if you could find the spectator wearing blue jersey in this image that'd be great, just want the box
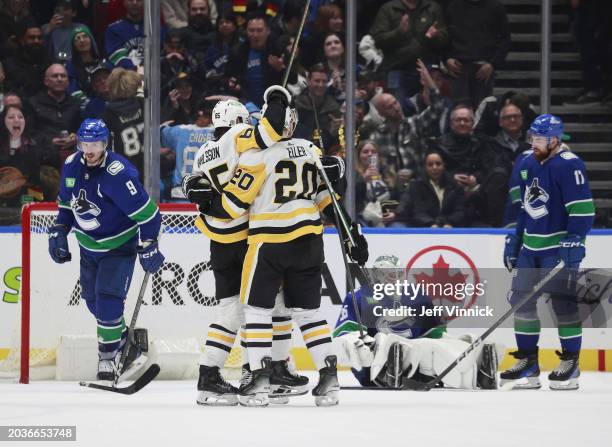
[48,118,164,382]
[160,100,215,202]
[201,9,240,96]
[105,0,146,70]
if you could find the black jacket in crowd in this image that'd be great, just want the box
[26,91,81,168]
[444,0,511,68]
[396,172,466,227]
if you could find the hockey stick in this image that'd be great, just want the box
[79,364,160,395]
[79,271,160,394]
[281,0,311,88]
[402,260,566,391]
[306,149,366,338]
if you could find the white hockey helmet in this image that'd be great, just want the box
[212,99,250,128]
[372,254,403,285]
[261,85,299,138]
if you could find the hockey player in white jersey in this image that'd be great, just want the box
[208,93,368,406]
[182,89,346,405]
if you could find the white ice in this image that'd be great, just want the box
[1,372,610,447]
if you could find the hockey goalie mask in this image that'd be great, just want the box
[212,100,250,128]
[372,254,403,299]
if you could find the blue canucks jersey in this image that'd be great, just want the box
[503,149,533,228]
[333,288,446,340]
[105,19,145,70]
[56,151,161,253]
[160,124,215,196]
[515,146,595,256]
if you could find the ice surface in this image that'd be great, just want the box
[1,372,610,447]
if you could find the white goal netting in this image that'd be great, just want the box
[1,203,243,382]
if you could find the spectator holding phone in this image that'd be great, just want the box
[43,0,86,62]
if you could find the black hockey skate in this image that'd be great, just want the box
[312,355,339,407]
[269,359,309,404]
[499,349,541,390]
[196,365,239,406]
[477,343,499,390]
[239,358,271,407]
[384,342,404,389]
[548,350,580,391]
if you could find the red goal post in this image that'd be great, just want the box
[15,202,237,383]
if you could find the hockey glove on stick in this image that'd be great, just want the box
[503,234,521,272]
[181,174,213,209]
[138,240,165,273]
[321,155,345,182]
[558,234,585,269]
[48,224,71,263]
[345,223,369,266]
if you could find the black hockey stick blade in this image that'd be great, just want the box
[400,378,434,391]
[79,363,160,395]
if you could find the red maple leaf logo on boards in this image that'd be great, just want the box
[413,255,468,303]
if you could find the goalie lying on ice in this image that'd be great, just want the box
[332,255,503,390]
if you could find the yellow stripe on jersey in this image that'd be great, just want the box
[248,224,323,244]
[222,163,267,218]
[249,205,319,221]
[234,118,282,153]
[273,324,292,332]
[240,242,261,304]
[240,331,273,339]
[194,215,248,243]
[317,194,333,212]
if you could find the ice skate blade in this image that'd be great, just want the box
[549,378,579,391]
[314,391,339,407]
[196,391,239,406]
[270,384,309,398]
[239,393,269,407]
[269,396,289,405]
[499,376,541,390]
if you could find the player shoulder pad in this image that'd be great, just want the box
[64,152,78,164]
[107,160,126,175]
[560,151,578,161]
[239,147,264,166]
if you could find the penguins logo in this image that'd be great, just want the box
[71,189,101,230]
[524,178,549,219]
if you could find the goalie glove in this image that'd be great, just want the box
[181,174,213,209]
[321,155,345,182]
[338,332,375,369]
[344,222,369,266]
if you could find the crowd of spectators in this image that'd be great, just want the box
[0,0,608,227]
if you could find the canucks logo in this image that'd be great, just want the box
[524,178,549,219]
[71,189,101,230]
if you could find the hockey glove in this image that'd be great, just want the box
[138,240,165,273]
[345,223,369,266]
[503,234,522,272]
[321,155,345,182]
[181,174,213,209]
[48,224,71,264]
[263,85,291,108]
[558,234,585,269]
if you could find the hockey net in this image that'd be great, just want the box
[1,202,243,383]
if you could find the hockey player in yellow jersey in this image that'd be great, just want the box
[209,87,368,406]
[182,92,306,406]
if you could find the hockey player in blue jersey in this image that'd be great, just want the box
[501,114,595,390]
[48,118,165,382]
[333,255,501,390]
